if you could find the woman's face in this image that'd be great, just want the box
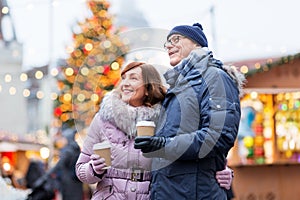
[120,67,146,107]
[165,34,198,66]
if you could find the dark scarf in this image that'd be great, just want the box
[164,48,244,96]
[164,48,221,87]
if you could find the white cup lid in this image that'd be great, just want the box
[93,141,111,150]
[136,120,155,127]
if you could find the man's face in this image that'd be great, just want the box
[164,34,198,66]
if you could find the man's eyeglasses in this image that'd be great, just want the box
[163,35,185,50]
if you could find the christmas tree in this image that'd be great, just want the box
[53,0,128,131]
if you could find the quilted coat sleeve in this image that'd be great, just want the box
[76,152,102,184]
[75,113,106,184]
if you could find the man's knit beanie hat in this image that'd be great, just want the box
[167,23,208,47]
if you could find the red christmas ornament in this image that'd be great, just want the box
[83,47,89,55]
[103,65,110,75]
[255,124,263,133]
[254,146,264,156]
[54,107,63,117]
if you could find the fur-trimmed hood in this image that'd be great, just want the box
[99,90,161,137]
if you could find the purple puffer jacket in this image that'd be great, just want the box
[76,90,161,200]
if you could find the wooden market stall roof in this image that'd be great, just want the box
[226,52,300,90]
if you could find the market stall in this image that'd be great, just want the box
[0,131,49,189]
[228,54,300,200]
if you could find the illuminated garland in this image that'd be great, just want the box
[245,52,300,77]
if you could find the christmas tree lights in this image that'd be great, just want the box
[54,0,128,130]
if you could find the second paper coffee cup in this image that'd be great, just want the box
[93,141,112,169]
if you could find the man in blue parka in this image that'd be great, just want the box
[135,23,245,199]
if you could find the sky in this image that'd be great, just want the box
[5,0,300,70]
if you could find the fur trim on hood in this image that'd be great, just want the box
[99,90,161,137]
[222,65,246,98]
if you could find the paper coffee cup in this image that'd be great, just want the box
[136,121,156,136]
[93,141,112,169]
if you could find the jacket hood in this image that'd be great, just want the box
[221,65,246,97]
[99,90,161,137]
[194,48,246,97]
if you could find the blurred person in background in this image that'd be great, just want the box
[51,127,83,200]
[27,127,83,200]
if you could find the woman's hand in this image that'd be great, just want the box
[215,166,234,190]
[90,154,107,175]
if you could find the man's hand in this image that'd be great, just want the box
[134,136,166,153]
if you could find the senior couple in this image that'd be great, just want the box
[76,23,245,200]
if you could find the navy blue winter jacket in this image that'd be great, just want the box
[150,48,243,200]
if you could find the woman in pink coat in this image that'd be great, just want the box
[76,62,233,200]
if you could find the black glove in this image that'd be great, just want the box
[134,136,166,153]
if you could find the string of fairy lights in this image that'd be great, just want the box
[0,68,59,99]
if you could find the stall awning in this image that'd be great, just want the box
[244,88,300,94]
[0,141,46,152]
[0,142,17,152]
